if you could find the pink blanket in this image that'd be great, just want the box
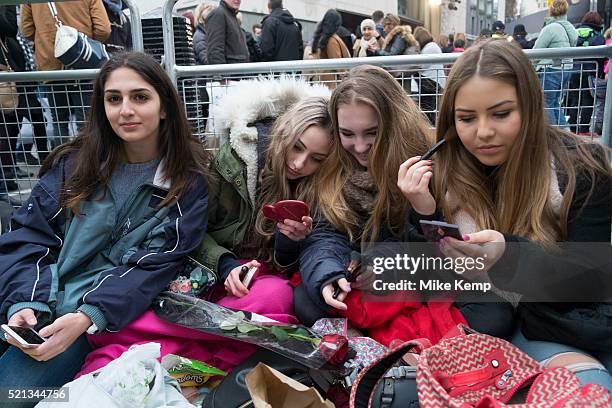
[77,274,296,377]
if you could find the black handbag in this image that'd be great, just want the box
[350,340,423,408]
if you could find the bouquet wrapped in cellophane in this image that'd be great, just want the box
[153,292,354,371]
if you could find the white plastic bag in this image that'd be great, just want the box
[36,343,195,408]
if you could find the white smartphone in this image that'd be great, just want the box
[239,266,259,289]
[1,324,47,347]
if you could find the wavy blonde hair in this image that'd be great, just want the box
[434,40,610,247]
[320,65,434,244]
[252,96,333,261]
[194,3,215,26]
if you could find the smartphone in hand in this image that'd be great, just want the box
[1,324,47,347]
[262,200,310,223]
[419,220,463,242]
[238,265,259,289]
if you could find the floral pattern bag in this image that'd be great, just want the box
[167,256,218,299]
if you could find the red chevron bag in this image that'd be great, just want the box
[417,332,612,407]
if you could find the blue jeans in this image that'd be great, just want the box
[539,67,570,128]
[0,335,92,408]
[512,329,612,391]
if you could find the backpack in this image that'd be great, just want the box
[576,26,596,47]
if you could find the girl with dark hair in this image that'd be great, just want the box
[400,39,611,389]
[0,51,210,394]
[311,9,350,89]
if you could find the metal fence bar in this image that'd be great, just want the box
[124,0,144,52]
[162,0,178,84]
[603,62,612,149]
[173,45,612,76]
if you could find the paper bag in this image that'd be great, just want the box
[245,363,334,408]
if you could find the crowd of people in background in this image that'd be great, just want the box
[189,0,609,134]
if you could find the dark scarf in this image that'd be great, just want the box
[343,169,377,219]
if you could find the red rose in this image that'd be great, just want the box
[319,334,349,365]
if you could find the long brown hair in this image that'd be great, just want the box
[252,96,333,261]
[41,52,210,213]
[322,65,433,243]
[434,39,610,246]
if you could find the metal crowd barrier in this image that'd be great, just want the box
[169,47,612,150]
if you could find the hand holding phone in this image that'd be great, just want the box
[238,265,259,289]
[262,200,310,223]
[225,260,260,298]
[419,220,464,242]
[1,324,46,347]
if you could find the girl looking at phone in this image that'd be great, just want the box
[295,65,434,325]
[0,52,210,392]
[399,40,611,389]
[195,88,333,307]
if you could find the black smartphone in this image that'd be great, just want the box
[419,220,464,242]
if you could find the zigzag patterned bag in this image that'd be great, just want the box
[417,332,612,408]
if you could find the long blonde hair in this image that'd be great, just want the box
[434,39,610,247]
[321,65,434,244]
[252,96,333,260]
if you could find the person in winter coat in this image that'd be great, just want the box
[102,0,132,55]
[193,3,214,65]
[352,19,382,57]
[205,0,249,65]
[0,52,210,397]
[368,23,417,57]
[20,0,111,147]
[590,28,610,135]
[294,65,431,327]
[566,11,606,135]
[0,5,29,195]
[237,12,262,62]
[193,3,215,131]
[400,39,612,390]
[311,9,350,89]
[533,0,578,128]
[414,26,447,124]
[259,0,303,62]
[512,24,534,49]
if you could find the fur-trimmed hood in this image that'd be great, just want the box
[212,76,330,203]
[382,25,419,51]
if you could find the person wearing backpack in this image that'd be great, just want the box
[566,11,605,135]
[533,0,578,129]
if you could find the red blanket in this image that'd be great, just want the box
[339,290,467,346]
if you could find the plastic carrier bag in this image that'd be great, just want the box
[35,343,195,408]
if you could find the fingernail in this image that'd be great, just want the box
[344,284,352,292]
[462,235,470,241]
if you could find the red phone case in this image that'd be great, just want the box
[262,200,310,223]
